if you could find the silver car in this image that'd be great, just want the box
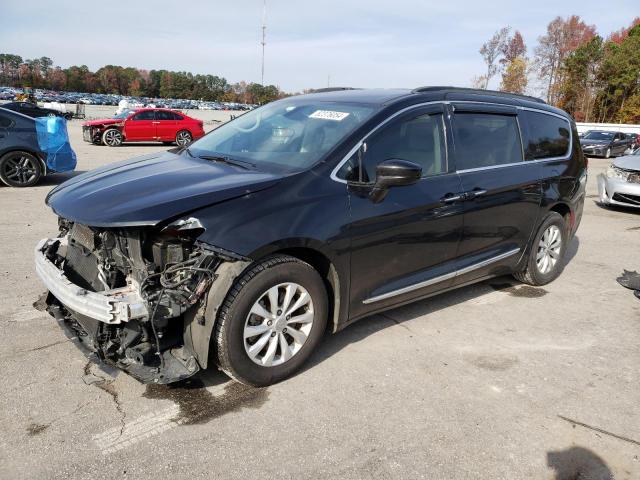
[597,149,640,208]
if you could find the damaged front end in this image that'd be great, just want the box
[35,218,245,384]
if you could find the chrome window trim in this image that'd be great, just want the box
[516,107,573,162]
[363,248,520,304]
[330,100,574,184]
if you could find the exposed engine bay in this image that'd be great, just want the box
[37,217,244,384]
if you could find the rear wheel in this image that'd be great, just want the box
[214,255,328,386]
[102,128,123,147]
[175,130,192,147]
[0,151,42,187]
[514,212,567,286]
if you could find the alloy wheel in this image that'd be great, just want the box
[536,225,562,274]
[176,131,192,146]
[243,282,314,367]
[104,129,122,146]
[2,154,38,185]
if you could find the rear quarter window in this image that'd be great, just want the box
[521,110,571,160]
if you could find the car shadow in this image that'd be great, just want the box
[305,234,581,374]
[38,170,87,186]
[547,446,613,480]
[0,170,87,188]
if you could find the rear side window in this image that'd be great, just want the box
[132,111,155,121]
[155,110,176,121]
[522,111,571,159]
[452,113,523,170]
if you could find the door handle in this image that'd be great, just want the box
[466,189,487,199]
[440,193,464,204]
[152,121,160,124]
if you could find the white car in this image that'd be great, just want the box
[597,149,640,208]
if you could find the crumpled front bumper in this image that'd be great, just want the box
[34,238,149,324]
[597,174,640,209]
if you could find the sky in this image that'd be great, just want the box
[0,0,637,94]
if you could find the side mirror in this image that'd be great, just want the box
[369,159,422,203]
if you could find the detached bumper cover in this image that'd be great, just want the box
[34,238,148,324]
[597,174,640,209]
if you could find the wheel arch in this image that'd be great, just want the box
[268,246,342,334]
[548,201,573,230]
[248,239,344,334]
[0,148,47,176]
[186,240,346,370]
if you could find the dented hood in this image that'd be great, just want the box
[46,151,282,227]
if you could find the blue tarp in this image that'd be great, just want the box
[35,116,77,173]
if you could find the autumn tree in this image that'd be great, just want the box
[534,15,596,103]
[478,27,511,89]
[593,24,640,122]
[499,31,528,94]
[608,17,640,44]
[557,36,604,121]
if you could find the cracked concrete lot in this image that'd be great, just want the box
[0,120,639,480]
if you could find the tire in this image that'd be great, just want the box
[175,130,192,147]
[604,147,611,159]
[102,128,123,147]
[0,151,42,187]
[214,255,328,386]
[513,212,567,286]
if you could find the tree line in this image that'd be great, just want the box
[0,54,282,104]
[476,16,640,124]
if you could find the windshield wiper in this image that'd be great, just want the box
[198,154,256,170]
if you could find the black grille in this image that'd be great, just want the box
[612,193,640,205]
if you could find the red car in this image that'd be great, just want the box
[82,108,205,147]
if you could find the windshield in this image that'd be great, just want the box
[583,131,614,141]
[187,99,377,173]
[113,110,134,119]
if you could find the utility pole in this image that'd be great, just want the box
[261,0,266,86]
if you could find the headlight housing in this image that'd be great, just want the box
[606,165,630,181]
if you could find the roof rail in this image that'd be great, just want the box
[310,87,361,93]
[411,86,546,104]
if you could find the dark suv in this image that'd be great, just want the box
[35,87,586,386]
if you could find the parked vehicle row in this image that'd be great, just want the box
[35,87,586,387]
[0,86,255,111]
[82,108,205,146]
[0,101,74,120]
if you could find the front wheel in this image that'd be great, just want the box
[0,151,42,187]
[102,128,123,147]
[214,255,328,386]
[175,130,192,147]
[513,212,567,286]
[604,147,611,159]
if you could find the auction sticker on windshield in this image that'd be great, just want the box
[309,110,350,121]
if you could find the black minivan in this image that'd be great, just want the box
[36,87,586,386]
